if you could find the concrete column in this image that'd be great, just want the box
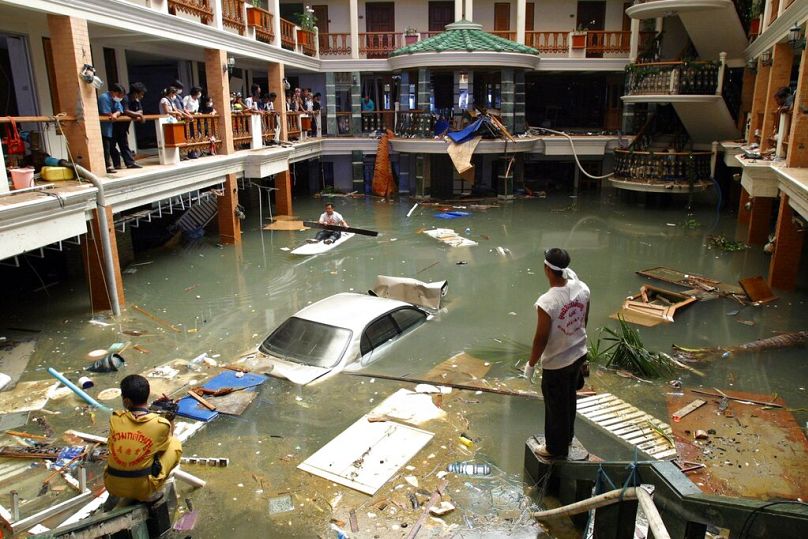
[204,49,235,155]
[272,0,282,48]
[417,68,431,111]
[325,72,337,136]
[500,69,515,133]
[399,154,411,193]
[516,0,526,45]
[748,59,771,143]
[217,174,241,245]
[629,19,640,62]
[212,0,224,31]
[747,196,774,245]
[147,0,169,14]
[400,72,411,111]
[349,0,359,59]
[352,150,364,192]
[738,188,751,225]
[82,206,125,312]
[46,15,106,176]
[514,71,525,133]
[654,18,663,33]
[275,170,293,215]
[787,44,808,167]
[497,158,514,199]
[269,62,287,141]
[351,71,362,134]
[513,153,525,193]
[455,0,463,21]
[415,154,429,199]
[465,0,473,22]
[768,194,805,290]
[760,43,793,152]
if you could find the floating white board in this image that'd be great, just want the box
[298,402,434,495]
[422,228,478,247]
[290,232,354,255]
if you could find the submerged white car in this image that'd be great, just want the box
[257,292,430,385]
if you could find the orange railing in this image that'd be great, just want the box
[319,33,351,55]
[168,0,213,25]
[222,0,245,34]
[586,31,631,54]
[280,18,296,49]
[491,30,517,41]
[247,6,274,44]
[298,29,316,56]
[261,113,278,143]
[182,114,221,155]
[525,31,568,53]
[286,111,302,139]
[359,32,403,57]
[231,112,252,149]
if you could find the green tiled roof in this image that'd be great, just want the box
[390,20,539,57]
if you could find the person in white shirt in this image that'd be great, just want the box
[524,248,590,460]
[183,87,201,114]
[311,203,348,244]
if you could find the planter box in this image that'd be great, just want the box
[163,122,186,147]
[749,18,761,36]
[571,32,586,49]
[301,116,313,131]
[297,29,309,46]
[246,7,263,27]
[405,34,418,45]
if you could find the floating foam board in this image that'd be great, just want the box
[290,232,354,255]
[576,393,677,460]
[422,228,477,247]
[0,380,58,414]
[298,400,434,495]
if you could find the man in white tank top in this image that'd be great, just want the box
[524,248,590,459]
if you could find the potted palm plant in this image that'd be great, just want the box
[404,26,419,45]
[295,5,317,46]
[246,0,263,27]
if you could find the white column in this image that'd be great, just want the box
[655,17,663,34]
[516,0,526,44]
[155,118,180,165]
[465,0,473,23]
[250,115,263,149]
[0,141,8,194]
[212,0,224,31]
[350,0,359,59]
[147,0,169,14]
[273,0,282,47]
[629,18,640,62]
[716,51,727,95]
[762,0,772,32]
[455,0,463,21]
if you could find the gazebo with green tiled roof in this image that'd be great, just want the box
[390,20,539,57]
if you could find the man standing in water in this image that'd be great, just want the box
[311,203,348,244]
[524,248,590,459]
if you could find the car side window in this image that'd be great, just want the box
[391,308,426,333]
[363,315,399,351]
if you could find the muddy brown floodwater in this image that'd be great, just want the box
[2,189,808,537]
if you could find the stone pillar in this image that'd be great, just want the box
[351,150,364,192]
[399,154,411,193]
[351,71,362,134]
[211,0,224,30]
[82,206,125,311]
[747,196,774,245]
[497,158,514,200]
[455,0,463,21]
[269,62,288,141]
[272,0,282,48]
[628,18,640,62]
[325,72,337,136]
[760,44,793,152]
[747,59,771,143]
[400,72,411,111]
[516,0,526,44]
[768,194,805,290]
[275,170,293,216]
[514,71,526,133]
[415,154,429,199]
[786,44,808,167]
[349,0,359,59]
[465,0,473,22]
[417,68,431,111]
[46,15,106,176]
[500,69,515,133]
[513,153,525,193]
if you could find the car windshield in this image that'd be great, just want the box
[259,317,352,368]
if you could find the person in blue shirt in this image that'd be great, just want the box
[98,83,126,174]
[113,82,146,170]
[361,95,375,112]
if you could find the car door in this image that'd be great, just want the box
[359,307,426,366]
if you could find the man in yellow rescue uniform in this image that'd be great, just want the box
[104,374,182,503]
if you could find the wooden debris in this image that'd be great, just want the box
[671,399,706,422]
[739,276,777,304]
[187,390,216,411]
[349,509,359,533]
[131,304,182,333]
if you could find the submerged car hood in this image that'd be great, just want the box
[259,353,333,385]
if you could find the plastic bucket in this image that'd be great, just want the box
[10,168,34,190]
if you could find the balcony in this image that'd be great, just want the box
[611,149,714,192]
[625,61,720,96]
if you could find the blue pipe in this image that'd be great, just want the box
[47,368,113,414]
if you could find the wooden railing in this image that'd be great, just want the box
[525,31,568,53]
[491,30,517,41]
[222,0,245,34]
[395,110,434,137]
[361,111,395,133]
[769,0,780,24]
[280,18,296,49]
[586,31,631,54]
[319,33,351,55]
[286,111,302,139]
[613,149,712,184]
[182,114,221,155]
[261,113,278,142]
[231,112,252,149]
[168,0,212,25]
[421,31,442,40]
[625,61,720,96]
[298,29,316,56]
[335,112,353,136]
[359,32,403,57]
[247,6,275,44]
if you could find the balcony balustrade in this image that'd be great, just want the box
[359,32,404,57]
[168,0,212,25]
[221,0,244,34]
[261,113,278,144]
[280,18,296,50]
[395,111,435,138]
[231,112,253,149]
[246,5,274,44]
[625,61,720,96]
[613,149,712,185]
[361,111,395,133]
[319,33,351,55]
[525,31,568,53]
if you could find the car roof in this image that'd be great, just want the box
[294,292,418,332]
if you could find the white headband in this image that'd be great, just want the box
[544,259,578,280]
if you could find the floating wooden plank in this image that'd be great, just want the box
[637,266,745,297]
[671,399,706,422]
[577,392,674,459]
[739,276,778,303]
[422,352,491,385]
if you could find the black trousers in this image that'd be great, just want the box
[315,229,341,242]
[102,136,120,169]
[112,126,136,167]
[541,354,586,456]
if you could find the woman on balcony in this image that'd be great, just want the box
[159,87,185,121]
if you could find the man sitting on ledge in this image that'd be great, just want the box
[104,374,182,507]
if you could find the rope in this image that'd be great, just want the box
[621,447,641,500]
[534,127,615,180]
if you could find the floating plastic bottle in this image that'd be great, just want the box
[447,462,490,476]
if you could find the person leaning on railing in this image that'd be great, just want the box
[114,82,146,169]
[98,82,126,174]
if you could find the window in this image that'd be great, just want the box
[363,316,399,349]
[391,308,426,333]
[260,317,352,368]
